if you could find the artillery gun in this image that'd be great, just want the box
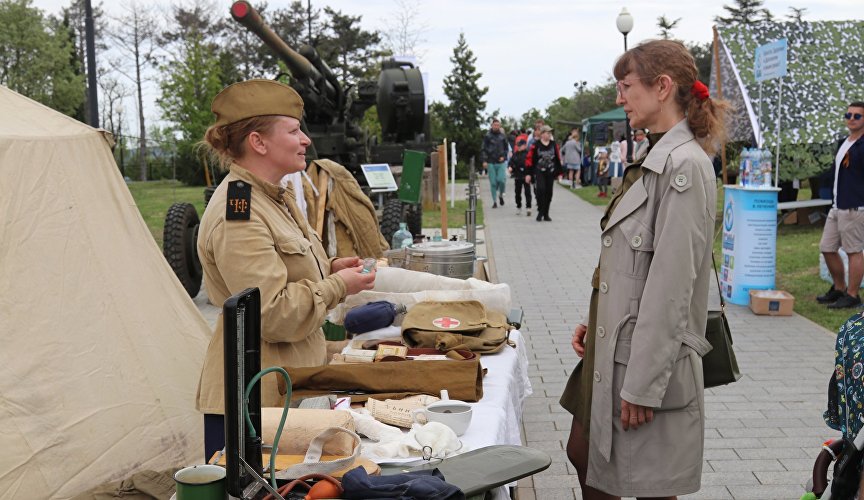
[163,0,432,297]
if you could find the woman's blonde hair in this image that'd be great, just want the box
[613,39,729,155]
[199,115,282,171]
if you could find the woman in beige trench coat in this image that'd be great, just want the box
[560,40,729,499]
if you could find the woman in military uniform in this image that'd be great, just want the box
[196,79,376,458]
[560,40,728,499]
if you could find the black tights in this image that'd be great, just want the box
[565,417,677,500]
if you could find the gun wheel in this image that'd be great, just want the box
[163,202,202,297]
[380,198,404,247]
[406,204,422,238]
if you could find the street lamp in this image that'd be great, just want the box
[574,80,587,94]
[616,7,634,163]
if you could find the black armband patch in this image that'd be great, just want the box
[226,181,251,220]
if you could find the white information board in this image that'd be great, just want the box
[754,39,788,82]
[361,163,397,191]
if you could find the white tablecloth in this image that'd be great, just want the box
[347,329,532,498]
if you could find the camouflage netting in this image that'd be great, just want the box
[710,20,864,147]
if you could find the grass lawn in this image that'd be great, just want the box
[126,180,205,248]
[422,199,484,231]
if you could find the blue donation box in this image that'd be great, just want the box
[720,186,780,305]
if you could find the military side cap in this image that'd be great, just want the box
[211,79,304,127]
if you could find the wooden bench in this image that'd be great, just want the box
[777,199,831,225]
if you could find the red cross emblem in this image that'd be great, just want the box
[432,316,461,329]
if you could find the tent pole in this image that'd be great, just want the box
[775,77,783,188]
[713,26,727,185]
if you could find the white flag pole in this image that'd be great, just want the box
[451,141,457,208]
[774,76,783,188]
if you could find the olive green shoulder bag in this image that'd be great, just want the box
[703,252,742,388]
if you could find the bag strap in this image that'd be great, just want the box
[711,252,726,312]
[275,427,361,479]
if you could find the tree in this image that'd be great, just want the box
[686,41,713,84]
[657,15,681,40]
[108,1,158,181]
[60,0,107,123]
[439,32,487,176]
[519,108,544,131]
[381,0,428,61]
[318,7,388,88]
[157,1,224,185]
[787,6,807,22]
[0,0,85,116]
[714,0,772,25]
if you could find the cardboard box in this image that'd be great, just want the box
[749,289,795,316]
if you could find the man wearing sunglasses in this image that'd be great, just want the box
[818,101,864,308]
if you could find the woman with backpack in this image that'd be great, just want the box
[525,125,562,221]
[560,40,729,499]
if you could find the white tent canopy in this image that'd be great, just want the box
[0,86,210,499]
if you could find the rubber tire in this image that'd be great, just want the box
[379,198,404,246]
[163,202,202,297]
[204,186,217,209]
[406,204,422,238]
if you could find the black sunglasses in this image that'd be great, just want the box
[845,112,863,120]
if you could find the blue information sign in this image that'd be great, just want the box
[720,186,780,305]
[754,39,788,82]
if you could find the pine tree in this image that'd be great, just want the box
[657,15,681,40]
[440,32,487,176]
[714,0,772,26]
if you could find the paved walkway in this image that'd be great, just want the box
[478,179,839,499]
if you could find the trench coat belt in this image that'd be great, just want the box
[591,267,600,290]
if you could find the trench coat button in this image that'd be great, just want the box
[602,235,612,247]
[597,326,606,338]
[631,235,643,248]
[599,282,608,293]
[675,174,687,187]
[593,370,601,382]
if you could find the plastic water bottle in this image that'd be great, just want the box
[739,148,750,187]
[750,148,762,187]
[432,230,442,242]
[759,149,772,188]
[391,222,412,249]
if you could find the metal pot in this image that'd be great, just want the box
[405,240,476,279]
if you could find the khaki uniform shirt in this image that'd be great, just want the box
[196,164,346,414]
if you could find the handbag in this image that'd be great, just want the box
[702,252,742,388]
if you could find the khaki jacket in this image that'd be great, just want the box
[586,120,715,497]
[196,165,346,414]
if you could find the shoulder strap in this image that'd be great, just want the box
[711,252,726,311]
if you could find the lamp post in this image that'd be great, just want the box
[574,80,587,94]
[616,7,634,163]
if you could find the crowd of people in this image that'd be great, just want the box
[480,116,653,217]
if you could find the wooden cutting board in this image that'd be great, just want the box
[212,453,380,478]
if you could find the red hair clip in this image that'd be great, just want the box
[691,81,710,101]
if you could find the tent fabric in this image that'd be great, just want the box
[0,85,211,499]
[581,107,626,126]
[711,20,864,146]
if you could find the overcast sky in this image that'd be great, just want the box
[29,0,862,125]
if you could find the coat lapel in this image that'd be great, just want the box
[602,175,648,233]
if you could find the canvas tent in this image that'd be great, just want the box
[581,107,627,149]
[0,86,211,498]
[710,20,864,147]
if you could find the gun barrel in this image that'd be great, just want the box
[230,1,335,97]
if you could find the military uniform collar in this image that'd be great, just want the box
[229,163,287,202]
[640,118,696,174]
